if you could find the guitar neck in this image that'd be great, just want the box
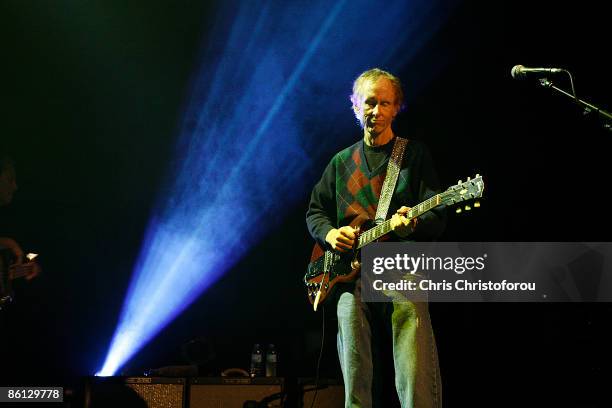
[357,193,443,249]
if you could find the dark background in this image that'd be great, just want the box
[1,1,610,406]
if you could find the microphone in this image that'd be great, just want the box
[511,65,564,79]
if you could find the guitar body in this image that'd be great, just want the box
[0,249,39,310]
[304,174,485,311]
[304,216,373,307]
[304,243,359,307]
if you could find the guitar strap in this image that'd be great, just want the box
[374,136,409,225]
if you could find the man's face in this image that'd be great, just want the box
[0,165,17,206]
[354,77,400,135]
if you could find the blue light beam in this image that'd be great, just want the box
[97,0,459,376]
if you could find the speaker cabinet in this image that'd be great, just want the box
[189,377,283,408]
[85,377,185,408]
[298,378,344,408]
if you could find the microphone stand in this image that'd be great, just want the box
[538,77,612,132]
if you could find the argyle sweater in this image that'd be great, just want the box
[306,137,446,247]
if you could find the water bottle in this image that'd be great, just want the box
[265,344,278,377]
[249,344,263,377]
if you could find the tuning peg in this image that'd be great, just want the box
[465,205,471,211]
[457,179,462,185]
[456,208,462,214]
[475,173,480,178]
[467,176,471,181]
[474,200,481,208]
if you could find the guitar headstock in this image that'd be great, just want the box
[441,174,485,213]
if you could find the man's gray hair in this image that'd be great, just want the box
[349,68,405,109]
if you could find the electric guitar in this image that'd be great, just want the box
[304,175,485,311]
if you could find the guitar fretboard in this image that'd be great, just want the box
[357,193,443,249]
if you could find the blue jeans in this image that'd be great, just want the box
[336,280,442,408]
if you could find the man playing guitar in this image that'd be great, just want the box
[306,69,445,407]
[0,155,39,308]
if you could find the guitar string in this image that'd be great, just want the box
[356,179,482,247]
[358,192,441,248]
